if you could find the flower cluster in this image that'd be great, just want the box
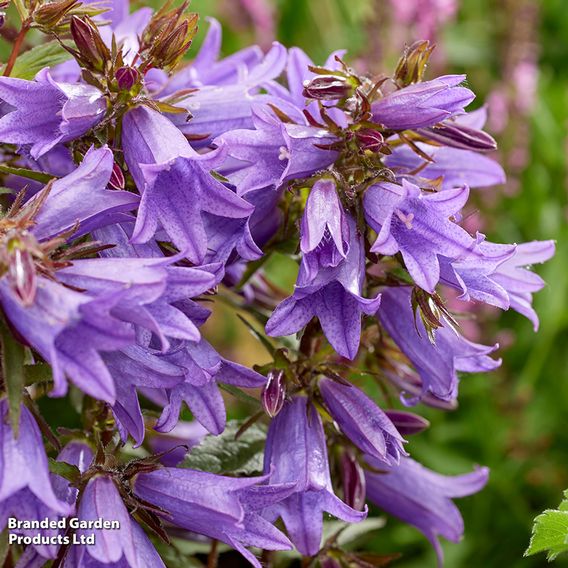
[0,1,554,567]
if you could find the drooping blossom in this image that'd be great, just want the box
[0,70,106,159]
[365,456,489,566]
[134,468,294,568]
[379,287,500,403]
[262,396,367,556]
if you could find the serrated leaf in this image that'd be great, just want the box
[0,164,55,184]
[48,458,81,483]
[0,323,26,435]
[180,420,266,475]
[8,41,72,80]
[526,492,568,561]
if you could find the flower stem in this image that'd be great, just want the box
[207,539,219,568]
[3,21,30,77]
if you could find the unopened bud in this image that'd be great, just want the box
[7,244,37,307]
[262,370,286,418]
[0,11,5,28]
[302,75,351,101]
[70,16,110,72]
[395,40,435,86]
[418,122,497,152]
[109,162,125,190]
[341,450,366,511]
[115,66,139,91]
[147,12,198,70]
[355,128,387,153]
[385,410,429,436]
[35,0,79,29]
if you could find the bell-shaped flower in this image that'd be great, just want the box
[0,69,106,159]
[300,178,350,281]
[155,338,267,435]
[385,144,506,190]
[122,105,258,264]
[486,240,555,330]
[319,378,407,464]
[379,287,500,403]
[262,396,367,556]
[215,101,338,195]
[63,475,165,568]
[364,179,476,292]
[371,75,474,130]
[365,456,489,566]
[134,468,294,568]
[266,215,380,360]
[0,400,72,533]
[166,42,288,144]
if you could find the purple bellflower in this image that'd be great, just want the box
[215,101,338,195]
[371,75,474,130]
[166,42,288,144]
[0,401,72,534]
[262,396,367,556]
[64,475,164,568]
[363,179,476,292]
[379,287,500,403]
[0,69,106,159]
[155,338,267,435]
[365,456,489,566]
[121,104,258,264]
[385,143,506,190]
[300,178,349,280]
[134,468,294,568]
[319,377,407,465]
[266,213,381,360]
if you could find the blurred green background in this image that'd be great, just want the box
[188,0,568,566]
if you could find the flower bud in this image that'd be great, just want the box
[262,369,286,418]
[302,75,352,101]
[355,128,387,153]
[418,122,498,152]
[0,11,5,29]
[395,40,434,86]
[147,13,198,70]
[70,16,110,72]
[34,0,79,29]
[6,242,37,307]
[109,162,125,190]
[384,410,430,436]
[115,66,139,91]
[341,450,366,511]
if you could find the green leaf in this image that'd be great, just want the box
[48,458,81,483]
[0,164,55,184]
[8,41,72,80]
[219,383,260,407]
[180,419,266,475]
[526,491,568,561]
[24,363,53,386]
[0,323,26,435]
